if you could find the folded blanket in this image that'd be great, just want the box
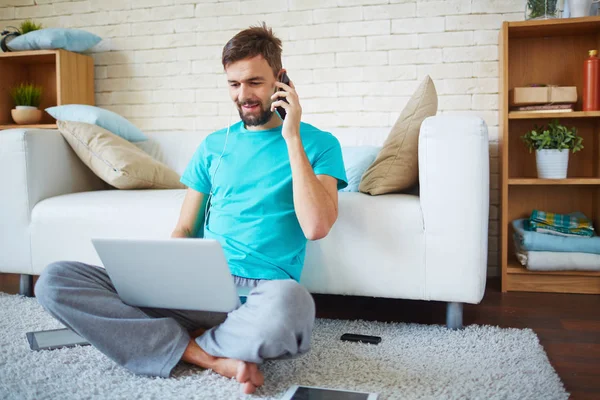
[515,248,600,271]
[534,227,591,238]
[528,210,595,237]
[512,219,600,254]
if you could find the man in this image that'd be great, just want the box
[35,22,347,395]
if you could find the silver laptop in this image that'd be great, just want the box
[91,238,241,312]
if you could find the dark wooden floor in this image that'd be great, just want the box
[2,274,598,400]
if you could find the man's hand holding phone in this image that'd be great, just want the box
[271,72,302,142]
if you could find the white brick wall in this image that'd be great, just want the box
[1,0,521,276]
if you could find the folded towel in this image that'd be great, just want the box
[515,248,600,271]
[530,209,594,230]
[512,219,600,254]
[534,227,592,238]
[530,223,595,237]
[528,210,595,237]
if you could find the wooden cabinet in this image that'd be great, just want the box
[0,49,94,129]
[499,17,600,294]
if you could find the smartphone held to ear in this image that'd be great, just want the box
[276,71,290,120]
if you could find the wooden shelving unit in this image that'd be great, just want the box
[509,178,600,185]
[0,123,58,130]
[508,110,600,119]
[0,49,94,130]
[499,16,600,294]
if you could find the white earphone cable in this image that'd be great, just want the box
[204,105,234,227]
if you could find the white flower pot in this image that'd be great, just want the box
[568,0,600,17]
[536,149,569,179]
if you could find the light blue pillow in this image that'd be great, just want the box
[46,105,148,142]
[340,146,381,192]
[8,28,101,52]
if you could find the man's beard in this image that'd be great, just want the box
[238,101,275,127]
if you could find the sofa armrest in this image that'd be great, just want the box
[0,128,106,273]
[418,116,490,304]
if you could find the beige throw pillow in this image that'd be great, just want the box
[57,120,186,190]
[359,75,438,195]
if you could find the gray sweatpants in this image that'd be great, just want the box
[34,261,315,378]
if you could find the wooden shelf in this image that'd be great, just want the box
[505,261,600,294]
[507,262,600,277]
[0,49,60,58]
[508,178,600,185]
[507,16,600,38]
[0,123,57,130]
[509,111,600,119]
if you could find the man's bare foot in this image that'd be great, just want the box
[235,361,265,394]
[181,340,264,394]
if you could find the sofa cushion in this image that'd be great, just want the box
[30,191,425,298]
[359,75,438,195]
[7,28,102,52]
[135,128,392,177]
[57,120,185,190]
[47,105,148,142]
[340,146,381,192]
[30,189,186,271]
[302,192,425,299]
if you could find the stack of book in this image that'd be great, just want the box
[510,104,575,114]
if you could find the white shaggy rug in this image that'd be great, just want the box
[0,293,568,400]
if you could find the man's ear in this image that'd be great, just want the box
[274,69,284,94]
[276,68,286,81]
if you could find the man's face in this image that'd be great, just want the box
[226,55,279,127]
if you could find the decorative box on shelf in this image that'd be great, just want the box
[509,85,578,106]
[0,49,95,130]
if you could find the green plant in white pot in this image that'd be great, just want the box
[10,82,43,125]
[521,119,583,179]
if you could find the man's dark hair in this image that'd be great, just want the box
[222,22,283,77]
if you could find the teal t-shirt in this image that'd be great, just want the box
[180,121,348,281]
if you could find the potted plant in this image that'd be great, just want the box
[10,82,43,125]
[521,119,583,179]
[525,0,560,20]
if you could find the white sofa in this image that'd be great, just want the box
[0,115,489,329]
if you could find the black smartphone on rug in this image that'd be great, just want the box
[26,327,90,351]
[340,333,382,345]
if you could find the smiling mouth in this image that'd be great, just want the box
[242,103,259,111]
